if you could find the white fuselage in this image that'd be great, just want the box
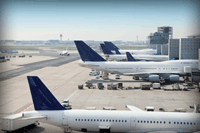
[23,110,200,132]
[79,60,199,75]
[60,51,68,55]
[107,54,169,61]
[111,49,157,55]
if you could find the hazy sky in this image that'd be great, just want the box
[0,0,200,41]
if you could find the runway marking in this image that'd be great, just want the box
[67,89,79,100]
[17,72,82,113]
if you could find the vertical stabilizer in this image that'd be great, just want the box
[74,41,106,62]
[115,48,121,55]
[27,76,66,111]
[104,41,119,50]
[100,44,114,55]
[126,52,137,61]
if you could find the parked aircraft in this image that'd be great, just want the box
[19,76,200,133]
[60,48,70,56]
[101,44,169,61]
[75,41,198,82]
[104,41,157,55]
[100,44,136,62]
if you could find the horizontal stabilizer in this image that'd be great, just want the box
[74,41,106,62]
[22,115,47,120]
[126,105,144,112]
[27,76,66,111]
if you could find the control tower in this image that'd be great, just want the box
[60,34,63,42]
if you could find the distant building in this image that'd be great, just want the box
[179,38,200,59]
[0,40,5,45]
[199,49,200,70]
[150,44,157,49]
[5,40,15,42]
[187,34,200,38]
[156,44,161,54]
[157,26,173,38]
[168,39,179,59]
[161,44,168,55]
[148,26,173,47]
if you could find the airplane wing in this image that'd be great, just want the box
[126,105,144,112]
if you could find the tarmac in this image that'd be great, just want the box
[0,49,200,133]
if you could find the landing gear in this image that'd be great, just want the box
[159,77,165,83]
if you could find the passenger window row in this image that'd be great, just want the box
[75,119,127,123]
[137,120,196,125]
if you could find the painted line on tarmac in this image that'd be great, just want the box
[67,89,79,100]
[18,72,82,113]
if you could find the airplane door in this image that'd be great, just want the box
[62,112,68,128]
[130,117,136,129]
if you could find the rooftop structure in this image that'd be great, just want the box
[148,26,173,46]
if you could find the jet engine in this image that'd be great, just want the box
[148,75,159,82]
[169,75,179,81]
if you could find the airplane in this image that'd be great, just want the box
[75,41,198,82]
[17,76,200,133]
[99,44,136,62]
[101,43,169,61]
[60,48,70,56]
[104,41,157,55]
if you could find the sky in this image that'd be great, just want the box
[0,0,200,41]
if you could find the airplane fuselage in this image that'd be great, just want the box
[111,49,157,55]
[79,60,199,76]
[107,54,169,61]
[23,110,200,133]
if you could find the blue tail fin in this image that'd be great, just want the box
[100,44,114,55]
[126,52,137,61]
[115,48,121,55]
[104,41,117,51]
[104,41,119,50]
[27,76,66,111]
[109,42,119,50]
[74,41,106,62]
